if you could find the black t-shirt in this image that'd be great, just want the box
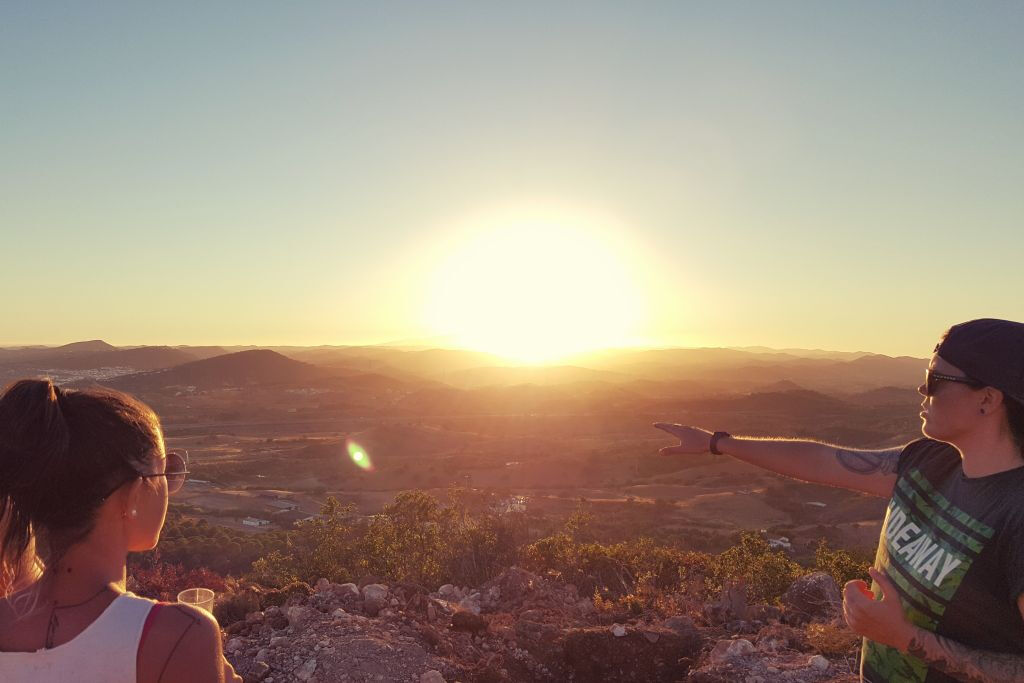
[861,438,1024,682]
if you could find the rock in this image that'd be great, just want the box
[438,584,456,597]
[285,605,313,629]
[780,572,842,625]
[755,623,803,653]
[457,596,481,615]
[663,615,695,633]
[270,636,290,647]
[362,583,389,602]
[315,577,331,593]
[809,654,830,671]
[576,599,595,615]
[451,610,487,633]
[746,604,782,623]
[427,602,437,621]
[610,623,627,637]
[255,648,270,662]
[250,661,271,682]
[704,580,748,625]
[643,630,660,643]
[338,582,360,597]
[331,608,347,618]
[709,638,756,665]
[364,596,387,617]
[294,656,318,681]
[420,671,445,683]
[225,637,244,653]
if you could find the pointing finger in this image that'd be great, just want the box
[653,422,686,437]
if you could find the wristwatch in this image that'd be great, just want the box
[709,431,730,455]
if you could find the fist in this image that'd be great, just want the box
[654,423,713,456]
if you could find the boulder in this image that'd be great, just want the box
[708,638,755,665]
[337,582,360,597]
[362,583,389,602]
[780,572,842,625]
[285,605,313,629]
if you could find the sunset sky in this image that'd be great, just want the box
[2,2,1022,359]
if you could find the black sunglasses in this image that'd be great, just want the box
[98,449,191,501]
[924,369,984,397]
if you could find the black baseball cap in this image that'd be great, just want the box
[935,318,1024,403]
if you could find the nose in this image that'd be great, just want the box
[917,383,928,397]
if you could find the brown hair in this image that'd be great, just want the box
[0,379,163,597]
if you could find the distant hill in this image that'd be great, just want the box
[51,340,117,355]
[172,346,230,361]
[47,346,198,371]
[678,388,851,414]
[0,339,118,364]
[437,364,626,389]
[102,349,335,391]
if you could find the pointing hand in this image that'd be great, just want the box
[653,423,713,456]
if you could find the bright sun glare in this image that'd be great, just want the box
[425,207,646,363]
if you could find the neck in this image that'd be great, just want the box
[43,535,128,605]
[955,429,1024,478]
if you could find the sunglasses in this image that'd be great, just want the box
[924,369,985,397]
[138,449,191,495]
[98,449,191,501]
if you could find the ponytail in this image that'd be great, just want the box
[0,378,162,598]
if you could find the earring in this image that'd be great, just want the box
[130,509,138,518]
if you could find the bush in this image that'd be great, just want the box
[813,539,871,587]
[708,532,802,604]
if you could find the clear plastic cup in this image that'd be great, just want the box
[177,587,215,614]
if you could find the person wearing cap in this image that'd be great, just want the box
[656,318,1024,682]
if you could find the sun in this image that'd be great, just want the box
[423,206,646,363]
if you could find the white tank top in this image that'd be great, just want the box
[0,591,157,683]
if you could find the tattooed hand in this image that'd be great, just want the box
[843,567,915,652]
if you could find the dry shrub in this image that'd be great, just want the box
[806,621,859,656]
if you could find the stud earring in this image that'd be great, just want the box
[130,509,138,518]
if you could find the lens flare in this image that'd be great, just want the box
[346,440,374,471]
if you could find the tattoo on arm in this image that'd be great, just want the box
[906,629,1024,683]
[835,448,901,475]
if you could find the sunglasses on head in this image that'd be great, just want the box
[924,369,985,397]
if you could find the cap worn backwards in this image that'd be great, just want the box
[935,318,1024,403]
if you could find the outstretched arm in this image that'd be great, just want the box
[654,423,902,497]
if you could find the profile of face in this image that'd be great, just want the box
[918,354,990,443]
[110,443,170,552]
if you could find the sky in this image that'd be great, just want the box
[2,2,1022,358]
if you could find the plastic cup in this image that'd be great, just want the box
[177,587,215,614]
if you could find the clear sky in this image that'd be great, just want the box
[2,2,1022,358]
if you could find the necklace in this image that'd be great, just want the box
[44,585,113,649]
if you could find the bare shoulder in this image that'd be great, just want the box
[137,603,225,683]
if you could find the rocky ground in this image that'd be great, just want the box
[222,569,861,683]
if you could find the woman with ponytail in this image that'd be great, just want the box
[0,379,241,682]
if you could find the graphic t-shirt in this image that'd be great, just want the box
[861,438,1024,682]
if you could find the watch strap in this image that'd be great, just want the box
[710,431,730,455]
